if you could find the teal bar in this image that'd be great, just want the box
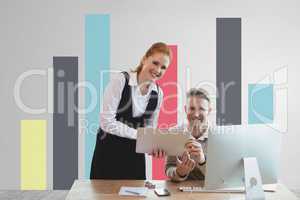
[85,14,110,178]
[248,84,273,124]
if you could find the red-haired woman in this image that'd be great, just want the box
[90,42,172,179]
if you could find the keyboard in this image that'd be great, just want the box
[178,186,244,193]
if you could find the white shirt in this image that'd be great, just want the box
[100,71,163,139]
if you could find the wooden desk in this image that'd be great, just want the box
[66,179,298,200]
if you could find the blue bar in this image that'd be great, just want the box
[248,84,274,124]
[85,14,110,178]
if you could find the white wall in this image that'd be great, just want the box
[0,0,299,189]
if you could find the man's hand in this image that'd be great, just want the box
[185,141,205,164]
[176,151,195,177]
[189,115,209,139]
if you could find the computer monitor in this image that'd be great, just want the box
[204,124,282,190]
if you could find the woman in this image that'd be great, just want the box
[90,42,171,179]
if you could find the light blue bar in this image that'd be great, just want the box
[248,84,273,124]
[85,14,110,178]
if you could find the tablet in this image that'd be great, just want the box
[135,128,190,156]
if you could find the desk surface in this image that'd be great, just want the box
[66,179,298,200]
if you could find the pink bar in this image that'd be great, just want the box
[152,45,178,180]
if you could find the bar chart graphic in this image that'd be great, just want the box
[15,16,285,190]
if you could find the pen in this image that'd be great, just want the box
[125,190,141,195]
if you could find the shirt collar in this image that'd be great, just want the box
[181,123,209,141]
[128,72,158,93]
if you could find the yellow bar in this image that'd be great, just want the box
[21,120,47,190]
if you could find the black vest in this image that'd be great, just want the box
[90,71,158,179]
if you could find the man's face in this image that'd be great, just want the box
[185,96,211,138]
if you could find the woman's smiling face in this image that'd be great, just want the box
[140,52,170,82]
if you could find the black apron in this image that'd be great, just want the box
[90,71,158,179]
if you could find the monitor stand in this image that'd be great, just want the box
[243,157,266,200]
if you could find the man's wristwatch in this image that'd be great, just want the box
[198,155,206,166]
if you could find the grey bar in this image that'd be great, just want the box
[216,18,241,125]
[53,57,78,189]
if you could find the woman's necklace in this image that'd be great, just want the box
[139,84,150,96]
[137,73,151,96]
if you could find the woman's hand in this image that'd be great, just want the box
[150,149,166,159]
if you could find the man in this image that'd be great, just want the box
[165,88,212,182]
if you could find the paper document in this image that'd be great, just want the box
[119,186,149,196]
